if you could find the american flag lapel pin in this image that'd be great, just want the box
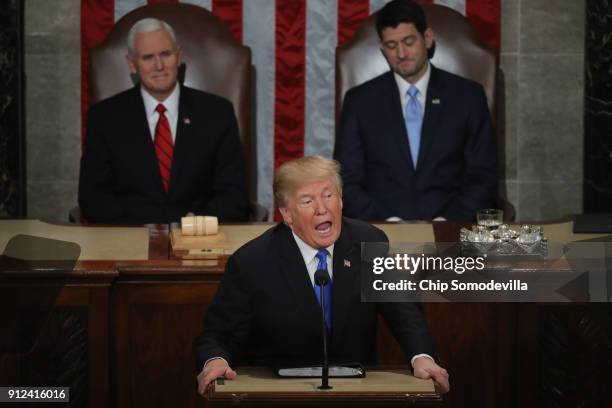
[183,117,191,124]
[344,259,351,268]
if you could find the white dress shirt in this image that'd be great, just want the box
[291,232,334,286]
[141,83,180,143]
[394,62,431,120]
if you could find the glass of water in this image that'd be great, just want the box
[477,209,503,230]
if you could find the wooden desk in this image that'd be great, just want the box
[0,261,116,407]
[1,220,611,408]
[207,367,441,407]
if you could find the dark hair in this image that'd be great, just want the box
[375,0,428,39]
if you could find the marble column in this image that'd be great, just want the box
[0,0,25,217]
[584,0,612,212]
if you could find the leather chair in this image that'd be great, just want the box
[72,3,267,222]
[336,3,515,221]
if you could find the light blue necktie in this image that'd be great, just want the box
[314,249,332,331]
[405,85,423,168]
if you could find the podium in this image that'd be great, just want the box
[206,367,442,407]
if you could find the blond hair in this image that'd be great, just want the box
[274,156,342,207]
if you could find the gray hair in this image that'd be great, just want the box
[127,18,178,56]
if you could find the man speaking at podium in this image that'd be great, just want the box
[194,156,449,394]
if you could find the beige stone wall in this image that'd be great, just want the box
[24,0,584,222]
[25,0,81,221]
[500,0,584,221]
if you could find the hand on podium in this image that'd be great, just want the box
[197,358,237,395]
[413,356,450,394]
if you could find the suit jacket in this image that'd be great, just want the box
[334,65,497,221]
[78,85,248,223]
[193,217,435,371]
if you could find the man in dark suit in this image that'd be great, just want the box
[78,18,248,223]
[194,156,449,394]
[334,0,497,222]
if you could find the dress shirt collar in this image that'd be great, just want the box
[291,230,335,270]
[140,83,180,119]
[394,61,431,102]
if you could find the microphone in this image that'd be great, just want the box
[314,268,330,287]
[314,268,332,390]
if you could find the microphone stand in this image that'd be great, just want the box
[315,269,332,390]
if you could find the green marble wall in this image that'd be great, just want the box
[584,0,612,212]
[0,0,25,217]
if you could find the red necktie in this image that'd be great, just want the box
[154,104,173,192]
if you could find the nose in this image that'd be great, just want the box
[397,43,407,58]
[153,55,164,70]
[314,198,329,215]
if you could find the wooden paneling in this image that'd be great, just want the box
[113,281,219,408]
[0,285,111,408]
[426,303,515,408]
[518,303,612,408]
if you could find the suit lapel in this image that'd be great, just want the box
[331,220,360,348]
[131,87,166,196]
[275,224,323,335]
[416,65,443,170]
[168,86,194,195]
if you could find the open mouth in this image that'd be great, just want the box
[315,221,332,234]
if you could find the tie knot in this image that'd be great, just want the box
[156,104,167,114]
[407,85,419,99]
[315,249,329,269]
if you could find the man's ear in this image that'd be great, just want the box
[175,46,183,66]
[126,55,137,75]
[279,206,293,225]
[424,27,434,49]
[379,46,392,68]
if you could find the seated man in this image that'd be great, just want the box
[78,18,248,223]
[334,0,497,222]
[194,155,449,394]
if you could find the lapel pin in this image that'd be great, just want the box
[431,98,441,105]
[183,117,191,124]
[344,259,351,268]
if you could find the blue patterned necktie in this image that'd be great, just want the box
[405,85,423,169]
[314,249,332,331]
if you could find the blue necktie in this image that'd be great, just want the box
[314,249,332,331]
[405,85,423,168]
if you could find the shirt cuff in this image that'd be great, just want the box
[386,216,403,222]
[201,357,229,373]
[410,353,434,368]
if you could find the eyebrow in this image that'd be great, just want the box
[384,34,417,44]
[140,49,174,58]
